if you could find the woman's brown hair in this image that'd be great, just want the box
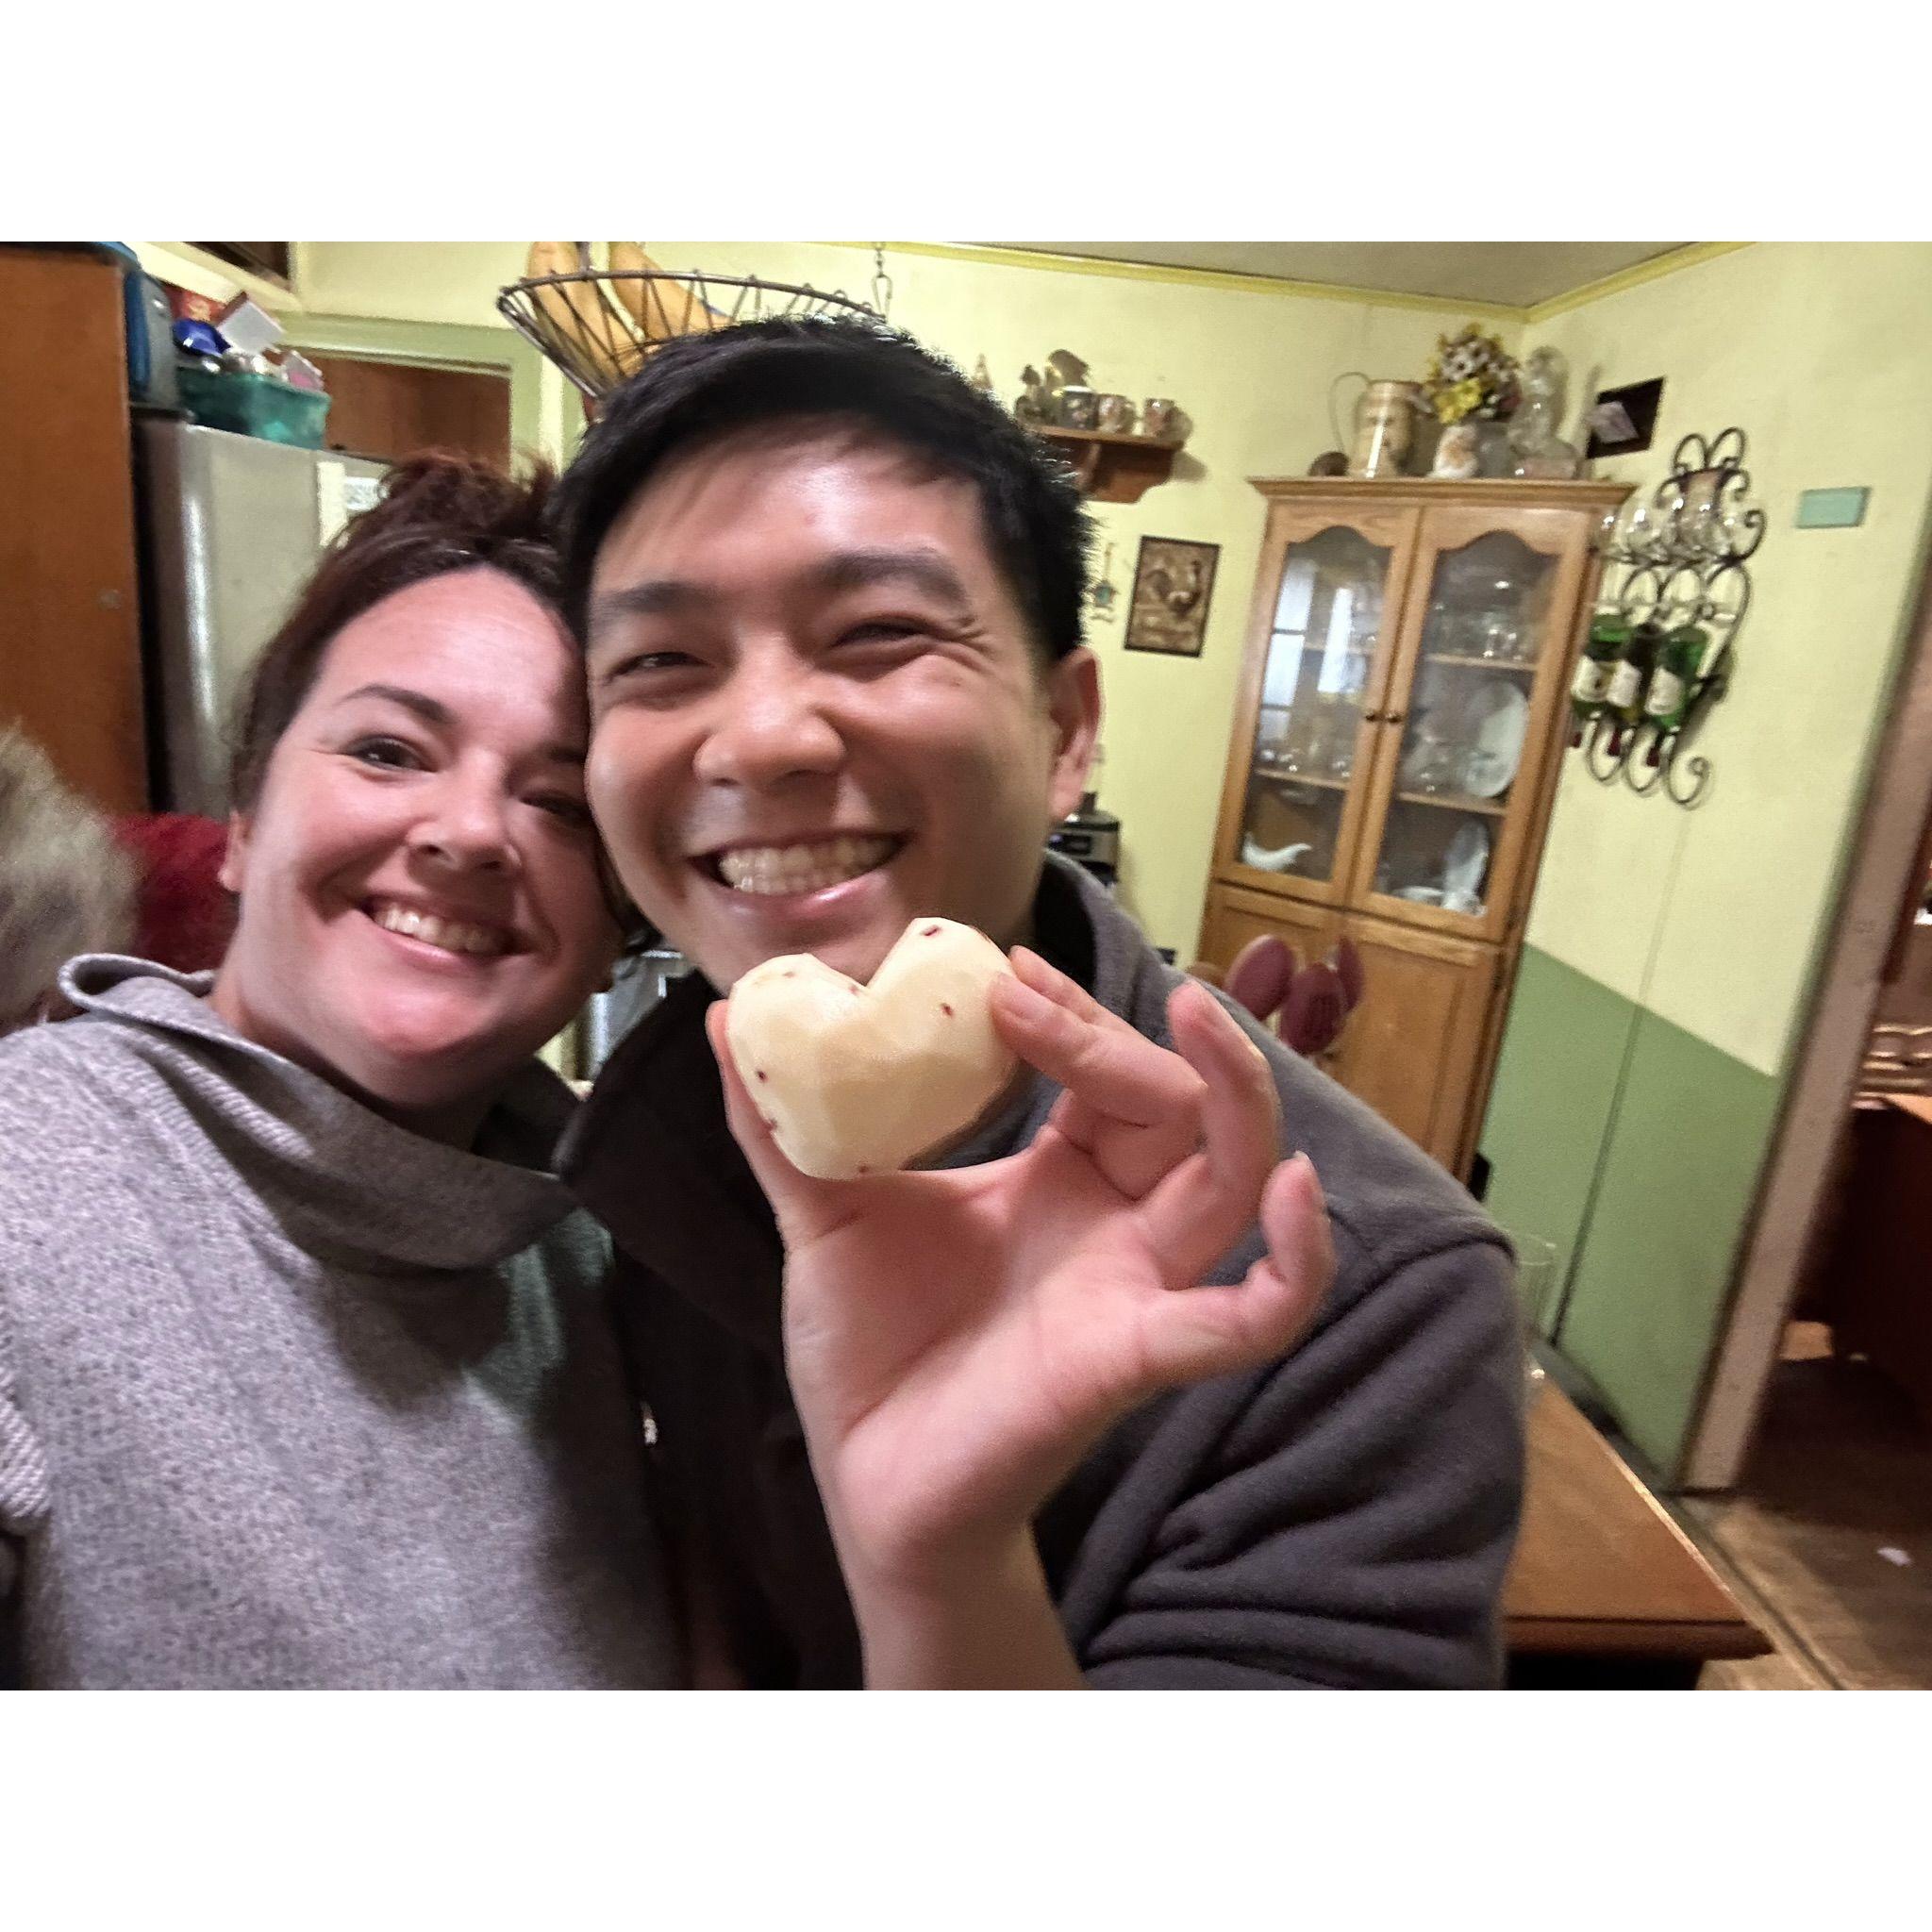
[227,453,561,812]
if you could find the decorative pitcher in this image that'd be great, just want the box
[1330,373,1421,479]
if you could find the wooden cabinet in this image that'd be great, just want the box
[1198,880,1341,973]
[305,354,511,467]
[1199,478,1626,1176]
[1324,914,1500,1172]
[0,245,148,811]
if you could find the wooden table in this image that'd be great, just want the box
[1504,1378,1771,1686]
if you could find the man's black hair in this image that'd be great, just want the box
[549,316,1095,664]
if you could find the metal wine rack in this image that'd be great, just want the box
[1575,426,1763,808]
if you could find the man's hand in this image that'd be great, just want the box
[705,949,1334,1681]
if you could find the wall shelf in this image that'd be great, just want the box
[1028,425,1184,503]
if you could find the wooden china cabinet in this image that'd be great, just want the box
[1197,477,1628,1177]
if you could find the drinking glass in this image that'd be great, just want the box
[1502,1230,1561,1398]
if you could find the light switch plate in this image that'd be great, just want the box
[1796,487,1870,528]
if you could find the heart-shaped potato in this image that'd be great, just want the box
[724,918,1019,1180]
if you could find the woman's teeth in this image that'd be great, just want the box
[371,902,508,957]
[717,835,897,897]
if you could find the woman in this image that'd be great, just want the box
[0,456,1329,1689]
[0,458,679,1687]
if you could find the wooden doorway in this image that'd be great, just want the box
[1683,520,1932,1489]
[307,354,512,468]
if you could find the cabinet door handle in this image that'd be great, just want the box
[1363,709,1383,724]
[1385,710,1406,725]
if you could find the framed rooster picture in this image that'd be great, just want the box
[1124,537,1219,658]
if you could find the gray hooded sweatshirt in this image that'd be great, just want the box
[0,958,680,1689]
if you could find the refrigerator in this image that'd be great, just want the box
[138,419,388,815]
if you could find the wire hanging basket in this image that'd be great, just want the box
[496,258,884,409]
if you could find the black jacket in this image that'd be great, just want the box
[561,858,1525,1687]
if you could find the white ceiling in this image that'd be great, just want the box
[975,242,1688,309]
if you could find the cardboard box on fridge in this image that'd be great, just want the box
[215,294,284,358]
[168,286,224,326]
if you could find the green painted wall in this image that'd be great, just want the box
[1522,242,1932,1076]
[1483,242,1932,1479]
[1480,947,1639,1302]
[1484,949,1781,1469]
[1555,1008,1780,1470]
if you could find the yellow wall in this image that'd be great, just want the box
[1519,242,1932,1076]
[295,241,1503,956]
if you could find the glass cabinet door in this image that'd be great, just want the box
[1352,508,1589,936]
[1224,511,1412,899]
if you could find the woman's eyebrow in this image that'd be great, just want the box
[332,682,452,727]
[332,683,583,768]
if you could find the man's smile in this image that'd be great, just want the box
[701,832,904,897]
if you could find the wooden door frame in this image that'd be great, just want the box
[1680,513,1932,1490]
[277,314,570,471]
[1210,500,1421,911]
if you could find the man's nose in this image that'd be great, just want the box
[409,767,518,873]
[693,651,843,789]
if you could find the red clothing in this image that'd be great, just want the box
[111,815,234,974]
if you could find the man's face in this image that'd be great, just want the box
[582,425,1099,989]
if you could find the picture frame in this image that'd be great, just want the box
[1124,536,1220,658]
[1585,376,1665,458]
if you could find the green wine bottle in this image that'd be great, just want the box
[1642,624,1709,735]
[1605,621,1664,753]
[1569,614,1629,746]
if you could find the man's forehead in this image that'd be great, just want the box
[595,420,975,566]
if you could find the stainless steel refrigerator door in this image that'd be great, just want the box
[140,420,385,814]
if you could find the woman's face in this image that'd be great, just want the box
[208,567,619,1138]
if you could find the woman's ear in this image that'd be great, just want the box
[217,811,250,896]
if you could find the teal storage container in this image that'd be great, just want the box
[176,364,332,450]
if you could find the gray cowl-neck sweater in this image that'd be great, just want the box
[0,958,680,1689]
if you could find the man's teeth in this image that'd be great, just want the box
[717,835,896,897]
[372,903,508,957]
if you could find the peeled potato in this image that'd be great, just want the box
[725,918,1019,1180]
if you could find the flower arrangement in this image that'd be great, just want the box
[1421,325,1521,425]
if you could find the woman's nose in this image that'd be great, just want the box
[408,768,518,873]
[692,654,843,790]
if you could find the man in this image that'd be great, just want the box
[552,317,1524,1688]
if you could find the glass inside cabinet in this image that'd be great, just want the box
[1236,525,1390,887]
[1368,529,1556,918]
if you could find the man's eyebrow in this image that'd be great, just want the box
[331,682,582,767]
[588,548,975,643]
[809,548,973,610]
[588,579,712,639]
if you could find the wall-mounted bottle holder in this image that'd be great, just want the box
[1570,427,1762,808]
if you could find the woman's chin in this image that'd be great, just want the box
[334,1023,520,1115]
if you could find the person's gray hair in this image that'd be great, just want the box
[0,728,138,1032]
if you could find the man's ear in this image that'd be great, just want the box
[1043,647,1103,824]
[217,811,250,896]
